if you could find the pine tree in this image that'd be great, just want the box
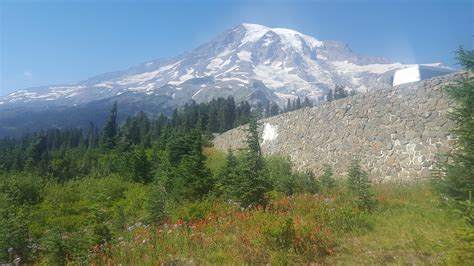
[129,146,153,183]
[438,47,474,223]
[265,101,271,118]
[303,97,313,108]
[217,149,239,199]
[347,159,375,212]
[86,122,96,148]
[224,96,236,130]
[326,89,334,102]
[171,130,213,201]
[237,115,270,208]
[100,102,118,149]
[319,164,335,191]
[295,97,302,110]
[25,133,48,171]
[334,84,347,100]
[147,181,167,224]
[455,46,474,70]
[286,98,292,112]
[270,102,280,116]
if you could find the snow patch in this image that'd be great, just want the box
[192,88,203,99]
[237,50,252,62]
[393,65,456,86]
[262,123,278,144]
[94,83,113,89]
[332,61,408,75]
[207,57,224,70]
[241,23,323,52]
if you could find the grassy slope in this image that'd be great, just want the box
[327,183,472,265]
[99,181,472,265]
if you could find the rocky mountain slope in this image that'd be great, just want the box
[0,23,447,136]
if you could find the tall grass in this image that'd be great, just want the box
[81,181,471,265]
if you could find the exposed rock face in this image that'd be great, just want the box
[213,72,469,180]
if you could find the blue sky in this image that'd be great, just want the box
[0,0,472,96]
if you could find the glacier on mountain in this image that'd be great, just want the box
[0,23,457,136]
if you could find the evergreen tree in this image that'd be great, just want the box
[295,97,302,110]
[129,146,153,183]
[100,102,118,149]
[326,89,334,102]
[455,46,474,70]
[265,101,271,118]
[147,180,167,224]
[270,102,280,116]
[347,159,375,212]
[237,116,270,208]
[303,97,313,108]
[86,122,97,148]
[334,84,347,100]
[172,130,213,201]
[217,149,240,198]
[207,103,219,134]
[438,47,474,223]
[286,98,292,112]
[25,133,48,171]
[319,164,336,191]
[224,96,236,130]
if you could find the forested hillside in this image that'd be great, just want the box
[0,50,472,265]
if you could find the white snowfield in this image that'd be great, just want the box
[393,65,456,86]
[262,123,278,144]
[1,23,457,107]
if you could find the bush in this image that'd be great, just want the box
[0,174,44,262]
[171,199,225,222]
[266,156,296,195]
[28,176,144,263]
[347,159,376,212]
[262,217,295,251]
[319,164,336,192]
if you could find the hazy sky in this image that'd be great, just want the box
[0,0,472,95]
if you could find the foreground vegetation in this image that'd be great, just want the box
[1,152,472,264]
[90,182,472,265]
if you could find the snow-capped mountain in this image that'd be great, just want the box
[0,23,447,136]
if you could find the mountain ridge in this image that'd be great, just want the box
[0,23,449,136]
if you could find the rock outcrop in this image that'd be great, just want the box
[213,72,470,180]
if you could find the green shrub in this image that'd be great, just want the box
[28,176,143,263]
[262,217,295,251]
[446,228,474,265]
[171,199,223,222]
[319,164,336,192]
[347,159,376,212]
[266,156,296,195]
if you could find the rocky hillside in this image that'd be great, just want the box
[213,72,469,180]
